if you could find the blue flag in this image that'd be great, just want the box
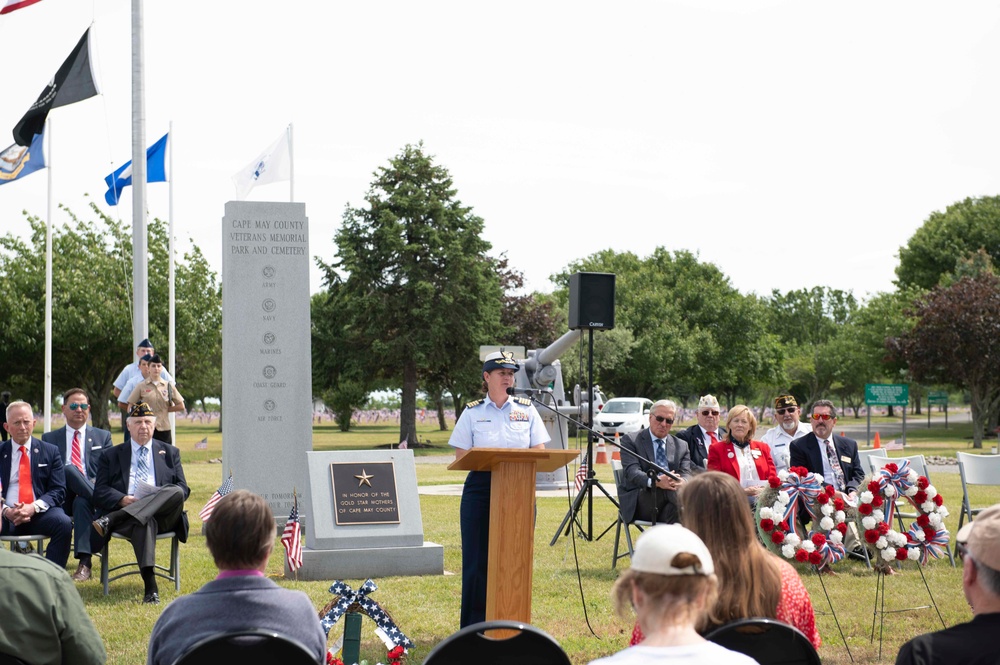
[104,132,168,206]
[0,130,45,187]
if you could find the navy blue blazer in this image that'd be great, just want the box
[42,425,113,482]
[676,424,726,471]
[0,437,67,509]
[789,432,865,493]
[93,439,190,542]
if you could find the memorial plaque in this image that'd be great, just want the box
[222,201,312,520]
[330,461,401,525]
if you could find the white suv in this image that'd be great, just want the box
[594,398,653,437]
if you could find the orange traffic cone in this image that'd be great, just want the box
[612,432,621,461]
[873,432,881,449]
[595,438,609,464]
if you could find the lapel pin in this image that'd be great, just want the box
[158,450,166,455]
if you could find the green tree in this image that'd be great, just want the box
[765,287,857,410]
[893,274,1000,448]
[318,143,503,444]
[0,204,219,429]
[896,196,1000,290]
[552,249,783,404]
[173,244,222,414]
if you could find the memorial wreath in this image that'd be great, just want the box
[755,466,852,568]
[858,460,949,565]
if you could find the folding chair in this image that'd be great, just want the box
[101,530,180,595]
[0,534,48,556]
[955,452,1000,557]
[170,630,320,665]
[424,620,570,665]
[856,448,882,473]
[611,464,651,568]
[706,617,821,665]
[868,454,955,567]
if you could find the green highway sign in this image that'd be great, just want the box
[865,383,909,406]
[928,391,948,404]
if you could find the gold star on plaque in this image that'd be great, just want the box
[355,469,374,487]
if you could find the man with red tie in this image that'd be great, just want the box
[1,401,72,568]
[42,388,113,581]
[676,394,727,472]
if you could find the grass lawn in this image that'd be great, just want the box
[46,420,1000,663]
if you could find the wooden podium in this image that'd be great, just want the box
[449,447,580,625]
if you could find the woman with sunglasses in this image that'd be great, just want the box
[629,472,821,649]
[707,405,777,503]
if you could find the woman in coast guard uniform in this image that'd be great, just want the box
[448,351,550,628]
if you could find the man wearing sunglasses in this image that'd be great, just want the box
[619,400,692,526]
[41,388,113,582]
[676,394,727,472]
[789,400,864,500]
[760,394,811,473]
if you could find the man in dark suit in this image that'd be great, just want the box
[1,401,73,567]
[619,399,692,525]
[676,394,726,472]
[789,399,864,498]
[93,402,189,604]
[790,399,866,556]
[42,387,114,581]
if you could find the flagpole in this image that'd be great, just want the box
[288,123,294,203]
[168,121,176,445]
[131,0,149,352]
[44,119,53,432]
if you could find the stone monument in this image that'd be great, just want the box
[222,201,311,520]
[293,449,444,579]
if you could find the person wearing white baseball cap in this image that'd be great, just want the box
[896,502,1000,665]
[589,524,759,665]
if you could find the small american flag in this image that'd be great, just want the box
[575,459,588,492]
[282,500,303,572]
[398,436,407,450]
[198,473,233,522]
[194,437,208,450]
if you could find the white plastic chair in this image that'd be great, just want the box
[956,452,1000,557]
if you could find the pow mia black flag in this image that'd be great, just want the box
[12,28,98,146]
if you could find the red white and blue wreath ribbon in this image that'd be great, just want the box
[321,579,415,649]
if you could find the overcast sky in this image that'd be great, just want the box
[1,1,998,301]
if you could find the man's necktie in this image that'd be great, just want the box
[18,447,34,504]
[71,430,85,474]
[654,438,668,468]
[708,431,719,446]
[137,446,150,485]
[824,439,847,490]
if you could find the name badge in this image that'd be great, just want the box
[91,446,103,450]
[840,455,851,464]
[37,463,48,467]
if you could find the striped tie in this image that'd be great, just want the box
[137,446,150,484]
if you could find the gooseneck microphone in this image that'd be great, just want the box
[506,387,539,396]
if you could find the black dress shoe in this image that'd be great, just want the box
[92,516,111,538]
[142,592,160,604]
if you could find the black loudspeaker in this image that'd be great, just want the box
[568,272,615,330]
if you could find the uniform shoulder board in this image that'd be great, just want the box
[514,397,532,406]
[465,398,484,408]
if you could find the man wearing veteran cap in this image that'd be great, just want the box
[760,394,811,473]
[588,524,758,665]
[92,402,189,604]
[676,395,727,472]
[896,503,1000,665]
[449,350,549,628]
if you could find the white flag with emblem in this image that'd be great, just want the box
[232,127,291,199]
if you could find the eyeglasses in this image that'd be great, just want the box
[701,410,720,417]
[653,415,674,424]
[776,408,797,415]
[68,403,89,411]
[811,413,834,421]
